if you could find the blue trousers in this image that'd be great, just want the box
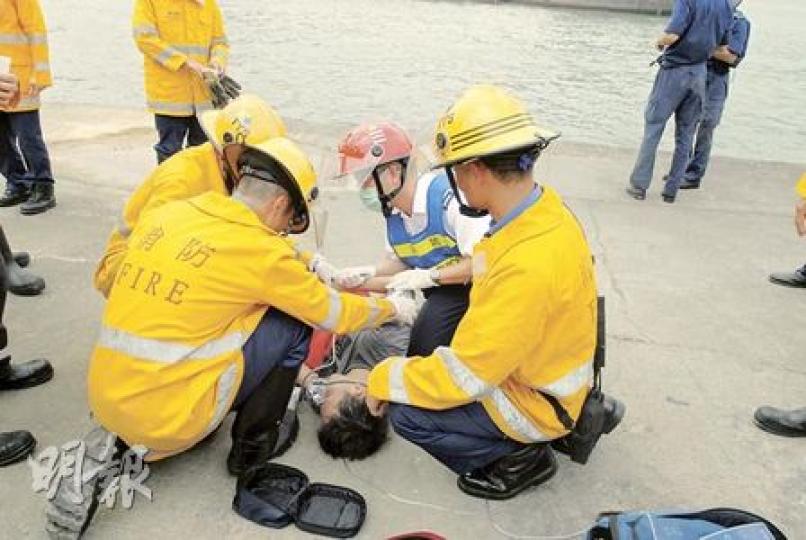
[684,69,729,185]
[629,64,706,197]
[154,114,208,164]
[389,401,524,475]
[0,110,54,191]
[233,308,312,408]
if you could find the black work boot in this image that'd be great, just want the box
[0,185,31,207]
[13,251,30,268]
[20,183,56,215]
[769,266,806,288]
[227,366,299,476]
[6,262,45,296]
[754,406,806,437]
[0,430,36,466]
[457,444,558,500]
[0,355,53,390]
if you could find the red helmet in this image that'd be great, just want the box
[337,122,413,181]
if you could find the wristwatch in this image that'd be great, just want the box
[429,268,441,285]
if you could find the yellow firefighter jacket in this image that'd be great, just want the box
[89,192,395,460]
[94,143,225,297]
[368,185,597,443]
[0,0,51,112]
[797,173,806,200]
[132,0,229,116]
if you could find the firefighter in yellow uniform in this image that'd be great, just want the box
[132,0,229,162]
[366,85,621,500]
[0,0,56,214]
[93,94,286,297]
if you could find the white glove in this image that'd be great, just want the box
[386,268,438,291]
[387,291,419,326]
[308,253,339,287]
[335,265,376,289]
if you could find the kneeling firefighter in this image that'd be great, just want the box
[45,138,417,538]
[93,94,286,297]
[365,85,625,500]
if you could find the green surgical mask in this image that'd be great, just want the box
[359,187,383,212]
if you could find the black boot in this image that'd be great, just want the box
[0,227,44,295]
[20,182,56,215]
[0,430,36,466]
[457,444,558,500]
[754,406,806,437]
[0,185,31,207]
[0,355,53,390]
[227,366,299,476]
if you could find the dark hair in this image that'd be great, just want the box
[317,396,388,460]
[479,145,542,182]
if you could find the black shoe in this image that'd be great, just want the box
[20,183,56,215]
[13,251,30,268]
[625,185,646,201]
[678,179,701,190]
[661,193,676,204]
[769,269,806,288]
[7,261,45,296]
[0,430,36,466]
[0,186,31,207]
[0,355,54,390]
[457,444,558,500]
[754,406,806,437]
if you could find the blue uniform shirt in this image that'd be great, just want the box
[662,0,734,68]
[710,10,751,73]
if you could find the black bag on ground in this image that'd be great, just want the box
[233,463,366,538]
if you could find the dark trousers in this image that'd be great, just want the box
[0,110,54,191]
[389,401,523,474]
[407,284,471,357]
[153,114,208,164]
[233,308,312,408]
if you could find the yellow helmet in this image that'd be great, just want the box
[199,94,287,151]
[433,84,558,168]
[238,137,319,234]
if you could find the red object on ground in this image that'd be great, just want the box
[304,329,334,369]
[386,532,446,540]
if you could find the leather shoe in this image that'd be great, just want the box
[12,251,30,268]
[7,261,45,296]
[0,186,30,207]
[0,430,36,466]
[678,179,701,190]
[754,406,806,437]
[661,193,676,203]
[457,444,557,500]
[20,183,56,215]
[0,355,54,390]
[625,185,646,200]
[769,269,806,288]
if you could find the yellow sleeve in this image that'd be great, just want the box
[797,173,806,200]
[17,0,52,87]
[261,249,396,334]
[368,263,547,409]
[132,0,187,72]
[209,1,229,69]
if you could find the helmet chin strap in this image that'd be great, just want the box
[445,166,488,218]
[372,158,409,218]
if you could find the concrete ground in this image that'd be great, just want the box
[0,104,804,539]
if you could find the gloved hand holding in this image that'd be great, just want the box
[387,291,419,326]
[308,253,339,287]
[335,265,376,290]
[386,268,437,291]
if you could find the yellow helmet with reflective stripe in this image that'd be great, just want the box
[433,84,558,168]
[200,94,287,151]
[239,137,319,234]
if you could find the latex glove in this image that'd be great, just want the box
[335,265,376,289]
[308,253,339,287]
[386,268,437,291]
[796,199,806,237]
[387,291,418,326]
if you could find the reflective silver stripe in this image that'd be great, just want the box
[16,95,40,109]
[435,346,491,399]
[210,37,228,47]
[28,34,47,45]
[132,24,158,37]
[0,34,28,44]
[174,44,209,56]
[366,297,382,326]
[388,356,410,404]
[97,326,246,364]
[537,360,593,398]
[489,388,550,442]
[318,288,343,332]
[155,48,183,66]
[33,61,49,72]
[147,100,195,115]
[205,363,238,435]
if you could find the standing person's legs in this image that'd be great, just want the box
[406,284,470,357]
[0,112,31,205]
[662,66,706,199]
[684,70,728,187]
[11,111,56,215]
[186,114,208,148]
[154,114,190,164]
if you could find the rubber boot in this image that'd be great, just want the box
[0,226,45,296]
[227,366,298,476]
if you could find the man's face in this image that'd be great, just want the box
[318,374,367,422]
[452,160,483,209]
